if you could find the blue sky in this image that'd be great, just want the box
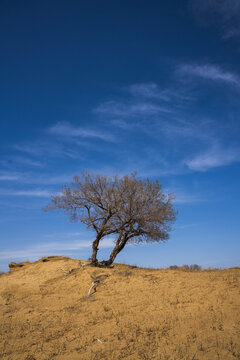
[0,0,240,271]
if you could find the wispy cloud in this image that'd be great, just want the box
[129,83,170,101]
[223,28,240,40]
[155,118,214,143]
[48,122,114,142]
[174,193,206,204]
[28,173,74,185]
[111,114,215,149]
[12,156,44,167]
[95,100,173,117]
[14,141,79,159]
[0,156,44,168]
[0,171,75,186]
[43,231,88,239]
[0,237,115,260]
[190,0,240,39]
[128,83,192,103]
[185,145,240,171]
[166,188,207,204]
[110,119,136,130]
[178,64,240,86]
[0,172,19,181]
[0,189,51,197]
[25,173,77,186]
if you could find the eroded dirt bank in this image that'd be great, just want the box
[0,256,239,359]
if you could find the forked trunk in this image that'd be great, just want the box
[105,248,119,266]
[105,234,128,266]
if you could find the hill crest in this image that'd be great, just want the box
[0,256,240,360]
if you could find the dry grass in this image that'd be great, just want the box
[0,256,239,360]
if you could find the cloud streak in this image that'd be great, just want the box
[0,189,51,197]
[95,100,173,117]
[14,141,79,159]
[0,172,19,181]
[0,171,75,185]
[0,237,115,261]
[185,145,240,171]
[129,83,170,101]
[178,64,240,86]
[155,118,214,143]
[48,122,115,142]
[166,187,208,204]
[190,0,240,39]
[174,192,206,204]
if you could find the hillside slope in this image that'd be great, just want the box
[0,256,239,360]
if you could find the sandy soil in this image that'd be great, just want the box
[0,256,239,360]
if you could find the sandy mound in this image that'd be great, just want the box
[0,257,239,359]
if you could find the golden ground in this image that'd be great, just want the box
[0,256,239,360]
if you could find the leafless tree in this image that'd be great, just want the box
[44,172,119,265]
[100,174,177,266]
[44,172,176,267]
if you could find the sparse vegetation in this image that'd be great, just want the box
[168,264,202,271]
[0,257,239,360]
[45,172,176,266]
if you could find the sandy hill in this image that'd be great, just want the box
[0,256,239,360]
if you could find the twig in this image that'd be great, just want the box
[88,279,100,296]
[87,273,110,296]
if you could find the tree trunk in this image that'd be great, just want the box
[91,214,114,266]
[104,234,128,266]
[91,234,101,266]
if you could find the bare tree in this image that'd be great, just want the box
[44,172,120,265]
[45,172,176,267]
[100,175,176,266]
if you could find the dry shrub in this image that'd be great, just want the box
[169,264,202,271]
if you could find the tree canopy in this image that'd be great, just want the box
[45,172,177,266]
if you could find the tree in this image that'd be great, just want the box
[45,172,177,267]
